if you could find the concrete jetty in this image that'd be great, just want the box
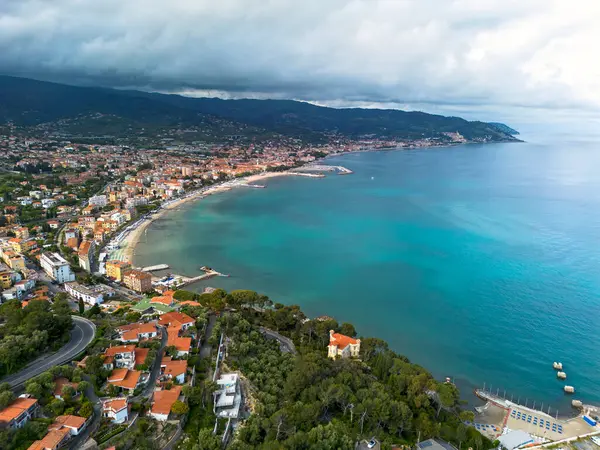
[142,264,170,272]
[177,269,229,287]
[286,172,325,178]
[296,164,354,175]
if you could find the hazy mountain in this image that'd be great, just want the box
[0,76,518,143]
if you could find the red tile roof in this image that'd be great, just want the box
[159,311,194,328]
[151,386,182,416]
[27,428,70,450]
[329,332,359,350]
[161,359,187,378]
[53,378,79,397]
[134,348,149,367]
[49,414,86,431]
[103,398,128,414]
[0,397,38,424]
[104,345,135,357]
[151,296,174,306]
[107,369,141,390]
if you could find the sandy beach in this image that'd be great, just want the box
[115,172,297,264]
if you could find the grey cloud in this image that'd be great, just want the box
[0,0,598,116]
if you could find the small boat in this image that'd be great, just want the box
[564,386,575,394]
[553,362,563,370]
[557,372,567,380]
[572,400,583,408]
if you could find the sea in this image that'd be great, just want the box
[135,128,600,414]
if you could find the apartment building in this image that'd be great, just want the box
[40,252,75,284]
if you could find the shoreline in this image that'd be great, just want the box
[116,141,516,265]
[113,171,308,264]
[110,142,599,423]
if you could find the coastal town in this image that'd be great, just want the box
[0,130,597,450]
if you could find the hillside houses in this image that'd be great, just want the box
[116,322,160,343]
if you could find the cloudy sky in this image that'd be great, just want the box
[1,0,599,122]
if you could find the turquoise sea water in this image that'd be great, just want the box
[135,134,600,413]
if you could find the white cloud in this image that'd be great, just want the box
[0,0,599,116]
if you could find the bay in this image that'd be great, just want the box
[135,135,600,413]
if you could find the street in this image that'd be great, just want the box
[1,316,96,388]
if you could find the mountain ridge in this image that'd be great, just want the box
[0,75,519,144]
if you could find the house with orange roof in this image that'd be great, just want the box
[177,300,202,308]
[150,295,176,307]
[48,414,87,435]
[134,347,150,368]
[0,396,39,429]
[327,330,361,359]
[53,377,79,400]
[27,428,70,450]
[107,368,143,394]
[103,345,136,370]
[102,398,129,424]
[160,357,188,384]
[116,322,159,343]
[158,311,195,332]
[149,386,182,422]
[28,415,87,450]
[166,327,192,358]
[8,237,24,253]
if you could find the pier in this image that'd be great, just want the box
[141,264,170,272]
[472,386,600,444]
[286,172,326,178]
[296,164,354,175]
[170,269,229,288]
[240,183,266,188]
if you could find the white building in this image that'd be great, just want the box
[327,330,361,359]
[40,252,75,284]
[88,195,108,207]
[214,373,242,419]
[125,197,148,209]
[102,398,129,424]
[18,196,32,206]
[41,199,56,209]
[65,282,114,305]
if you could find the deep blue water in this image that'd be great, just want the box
[135,135,600,413]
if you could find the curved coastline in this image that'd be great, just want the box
[125,142,596,420]
[119,171,307,264]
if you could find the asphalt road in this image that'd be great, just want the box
[2,316,96,388]
[259,327,297,354]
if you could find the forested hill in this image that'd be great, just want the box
[0,76,518,143]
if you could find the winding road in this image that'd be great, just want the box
[2,316,96,388]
